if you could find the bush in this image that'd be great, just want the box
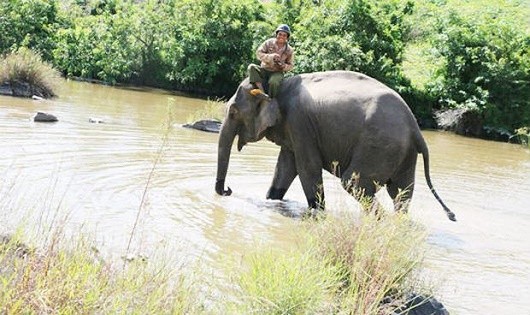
[0,0,60,61]
[0,47,61,98]
[428,11,530,131]
[53,2,142,84]
[293,0,413,90]
[166,0,266,96]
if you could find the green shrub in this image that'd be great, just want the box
[293,0,412,90]
[167,0,266,95]
[428,11,530,131]
[53,2,141,84]
[0,47,61,98]
[0,0,60,61]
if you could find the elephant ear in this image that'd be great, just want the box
[255,98,281,136]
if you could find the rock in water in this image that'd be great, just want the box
[392,294,450,315]
[33,112,58,122]
[183,119,221,133]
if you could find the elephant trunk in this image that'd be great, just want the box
[215,118,237,196]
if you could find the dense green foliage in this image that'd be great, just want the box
[1,0,528,134]
[294,0,413,89]
[0,0,60,61]
[429,12,530,131]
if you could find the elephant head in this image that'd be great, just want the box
[215,82,281,196]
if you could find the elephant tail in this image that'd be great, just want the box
[418,138,457,222]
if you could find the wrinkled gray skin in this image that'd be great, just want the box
[216,71,456,221]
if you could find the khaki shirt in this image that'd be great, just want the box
[256,38,294,72]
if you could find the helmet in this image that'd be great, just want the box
[275,24,291,38]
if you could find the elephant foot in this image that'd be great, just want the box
[215,179,232,196]
[308,198,325,211]
[266,187,287,200]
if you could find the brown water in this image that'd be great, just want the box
[1,80,529,314]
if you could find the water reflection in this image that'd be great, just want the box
[1,80,529,314]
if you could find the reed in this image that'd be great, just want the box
[0,47,61,98]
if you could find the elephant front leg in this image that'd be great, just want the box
[297,163,325,211]
[267,148,297,200]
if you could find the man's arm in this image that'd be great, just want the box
[256,39,276,65]
[282,50,294,72]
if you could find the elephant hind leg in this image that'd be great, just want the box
[386,164,416,213]
[341,172,381,217]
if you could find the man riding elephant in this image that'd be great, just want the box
[248,24,294,98]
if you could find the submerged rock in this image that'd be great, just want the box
[183,119,221,133]
[385,294,450,315]
[89,117,105,124]
[33,111,58,122]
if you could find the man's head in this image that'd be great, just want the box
[275,24,291,40]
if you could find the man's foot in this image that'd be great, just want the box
[250,88,269,97]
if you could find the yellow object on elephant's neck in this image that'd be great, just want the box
[250,89,264,96]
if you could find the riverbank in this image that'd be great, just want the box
[1,211,448,314]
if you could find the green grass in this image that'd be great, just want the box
[231,245,339,314]
[231,210,430,314]
[0,231,201,314]
[0,47,61,98]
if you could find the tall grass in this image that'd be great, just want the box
[231,246,339,314]
[1,161,434,315]
[1,208,433,314]
[0,230,201,314]
[0,47,61,98]
[233,209,429,314]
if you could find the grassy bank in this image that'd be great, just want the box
[0,231,200,313]
[0,48,60,98]
[1,209,435,313]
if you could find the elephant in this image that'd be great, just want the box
[215,70,456,222]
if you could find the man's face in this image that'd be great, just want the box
[276,31,288,44]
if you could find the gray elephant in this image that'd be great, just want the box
[215,70,456,222]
